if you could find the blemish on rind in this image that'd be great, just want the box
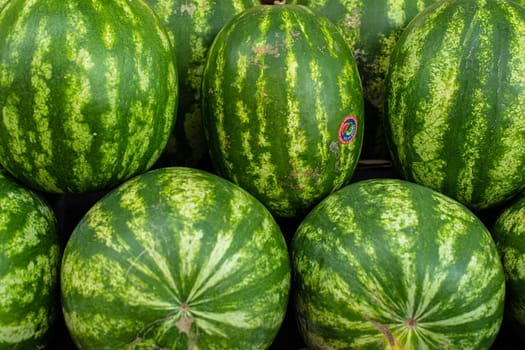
[363,314,396,347]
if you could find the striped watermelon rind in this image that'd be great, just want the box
[291,178,505,349]
[492,192,525,342]
[0,170,61,349]
[60,167,291,349]
[384,0,525,210]
[0,0,177,193]
[145,0,259,167]
[202,4,364,218]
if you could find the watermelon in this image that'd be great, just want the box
[491,192,525,343]
[291,178,505,349]
[384,0,525,211]
[202,4,364,218]
[145,0,259,168]
[0,170,61,349]
[288,0,438,159]
[60,167,291,349]
[0,0,177,193]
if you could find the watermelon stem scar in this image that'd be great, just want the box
[404,317,418,329]
[180,303,190,313]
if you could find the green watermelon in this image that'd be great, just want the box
[145,0,259,168]
[288,0,438,159]
[491,192,525,343]
[202,4,364,218]
[384,0,525,211]
[60,167,291,349]
[0,170,61,349]
[291,178,505,349]
[0,0,177,193]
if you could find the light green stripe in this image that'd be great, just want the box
[0,252,59,305]
[500,246,525,281]
[30,16,58,191]
[454,249,503,305]
[0,308,49,344]
[153,0,175,24]
[410,6,463,188]
[297,258,391,348]
[233,53,249,94]
[124,218,180,302]
[0,250,60,343]
[98,54,120,174]
[457,86,488,204]
[487,3,525,203]
[456,8,493,204]
[176,228,204,296]
[186,190,254,303]
[101,21,116,49]
[377,184,420,322]
[62,248,177,310]
[209,29,230,173]
[155,12,173,54]
[180,1,197,16]
[64,310,142,347]
[283,10,307,198]
[192,309,254,332]
[192,0,213,39]
[132,30,150,93]
[61,251,108,299]
[250,11,281,203]
[416,0,430,11]
[422,283,504,329]
[2,95,30,171]
[115,0,139,26]
[1,212,49,258]
[318,12,339,59]
[336,0,362,47]
[88,211,125,254]
[119,186,180,300]
[387,0,407,27]
[312,58,330,185]
[235,53,252,165]
[1,2,31,170]
[186,226,236,302]
[63,5,96,188]
[232,0,251,13]
[114,258,176,310]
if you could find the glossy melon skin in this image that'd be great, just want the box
[0,0,177,193]
[291,178,505,349]
[384,0,525,210]
[145,0,259,167]
[60,167,291,350]
[0,171,61,349]
[492,192,525,344]
[202,4,364,218]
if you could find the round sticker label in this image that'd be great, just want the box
[338,115,358,144]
